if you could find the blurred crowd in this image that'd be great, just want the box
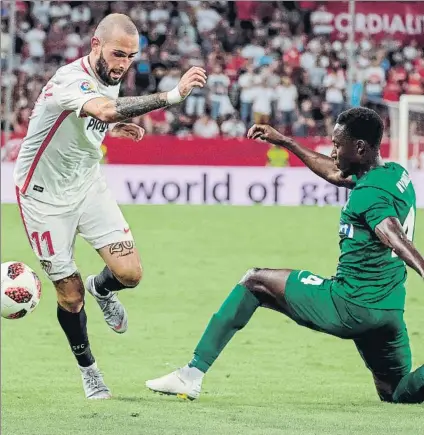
[1,1,424,139]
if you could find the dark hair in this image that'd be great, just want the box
[336,107,384,148]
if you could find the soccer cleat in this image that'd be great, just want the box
[145,366,203,400]
[85,275,128,333]
[80,363,111,399]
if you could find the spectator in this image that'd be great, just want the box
[193,113,220,138]
[25,22,46,59]
[196,1,222,34]
[403,40,419,62]
[71,4,91,33]
[383,78,402,103]
[293,99,316,137]
[2,0,423,141]
[176,12,197,44]
[310,4,333,36]
[241,38,265,63]
[225,48,247,84]
[64,26,82,63]
[158,67,181,92]
[134,52,156,95]
[129,3,148,26]
[45,21,67,64]
[31,1,51,28]
[308,57,327,89]
[207,64,233,120]
[283,46,300,69]
[364,56,386,104]
[256,46,276,68]
[149,1,170,35]
[322,65,346,120]
[405,69,423,95]
[251,79,275,125]
[185,82,207,118]
[388,62,408,85]
[300,48,316,72]
[177,34,200,56]
[221,114,247,138]
[222,28,243,54]
[296,70,314,103]
[110,1,127,14]
[1,20,10,70]
[13,107,31,134]
[312,98,333,136]
[139,108,174,135]
[238,63,257,125]
[90,2,109,24]
[275,76,298,134]
[49,1,71,20]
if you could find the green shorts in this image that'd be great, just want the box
[285,270,411,392]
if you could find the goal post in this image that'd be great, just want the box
[392,95,424,170]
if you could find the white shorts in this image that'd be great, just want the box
[16,177,134,281]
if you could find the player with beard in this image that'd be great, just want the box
[14,14,207,399]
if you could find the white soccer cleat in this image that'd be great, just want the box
[85,275,128,333]
[145,366,203,400]
[80,363,111,400]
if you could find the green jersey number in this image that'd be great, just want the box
[392,206,415,258]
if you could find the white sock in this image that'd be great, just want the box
[181,365,204,381]
[79,361,97,371]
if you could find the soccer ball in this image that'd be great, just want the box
[1,262,42,319]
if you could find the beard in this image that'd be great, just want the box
[95,51,126,86]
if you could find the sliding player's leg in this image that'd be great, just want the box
[78,178,142,333]
[145,268,346,399]
[16,190,110,399]
[355,312,424,404]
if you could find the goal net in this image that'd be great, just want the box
[388,95,424,171]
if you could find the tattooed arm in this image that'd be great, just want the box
[81,67,207,123]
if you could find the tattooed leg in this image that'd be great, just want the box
[92,241,143,295]
[108,241,135,258]
[55,271,85,312]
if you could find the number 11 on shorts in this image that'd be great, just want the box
[31,231,55,257]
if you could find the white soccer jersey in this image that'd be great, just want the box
[14,56,120,205]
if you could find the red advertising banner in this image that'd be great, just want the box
[102,135,396,167]
[0,132,411,167]
[324,1,424,42]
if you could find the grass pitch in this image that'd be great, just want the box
[1,204,423,435]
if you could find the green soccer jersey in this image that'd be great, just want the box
[334,162,416,310]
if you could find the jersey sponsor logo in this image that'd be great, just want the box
[396,171,411,193]
[87,118,108,133]
[79,80,96,94]
[339,221,354,238]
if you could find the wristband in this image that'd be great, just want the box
[166,86,183,105]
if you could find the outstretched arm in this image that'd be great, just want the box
[82,67,207,123]
[375,217,424,279]
[247,124,355,189]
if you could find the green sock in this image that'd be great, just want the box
[189,284,260,373]
[393,365,424,404]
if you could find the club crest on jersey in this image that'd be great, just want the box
[79,80,95,94]
[339,221,354,238]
